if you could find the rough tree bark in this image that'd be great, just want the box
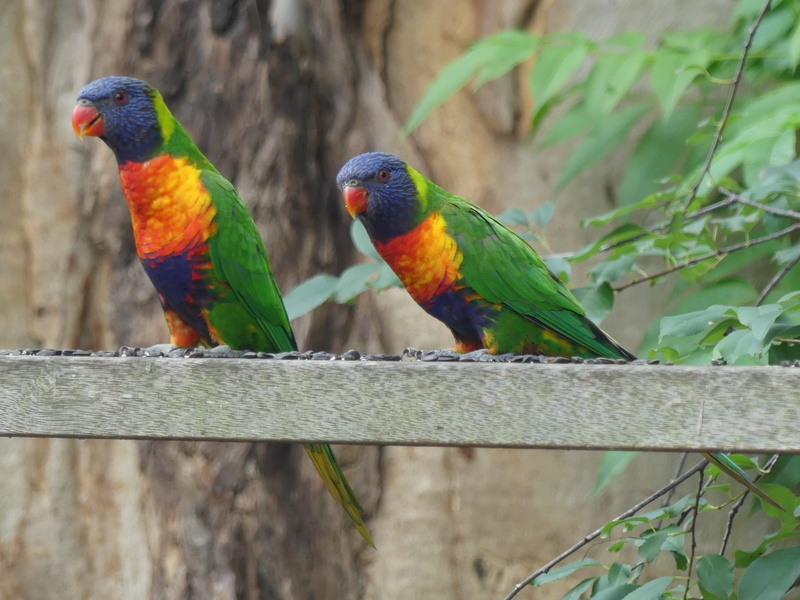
[0,0,761,599]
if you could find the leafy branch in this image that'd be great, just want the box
[503,460,708,600]
[683,0,774,208]
[613,222,800,292]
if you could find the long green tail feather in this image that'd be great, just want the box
[703,452,785,511]
[303,443,375,547]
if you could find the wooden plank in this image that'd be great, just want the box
[0,355,798,452]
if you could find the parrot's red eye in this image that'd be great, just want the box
[378,169,390,181]
[114,92,127,104]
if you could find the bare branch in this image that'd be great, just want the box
[502,460,709,600]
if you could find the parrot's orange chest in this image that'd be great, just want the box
[118,154,217,260]
[373,211,463,303]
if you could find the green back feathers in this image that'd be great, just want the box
[430,182,633,360]
[201,171,297,353]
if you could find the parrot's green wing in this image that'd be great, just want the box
[440,198,632,359]
[201,171,297,353]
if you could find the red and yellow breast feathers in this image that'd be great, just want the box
[118,155,217,259]
[374,211,463,304]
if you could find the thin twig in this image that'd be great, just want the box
[683,0,774,208]
[614,223,800,292]
[550,198,739,261]
[719,454,781,555]
[662,454,690,509]
[756,257,800,305]
[718,187,800,221]
[683,470,706,600]
[719,492,748,556]
[502,460,709,600]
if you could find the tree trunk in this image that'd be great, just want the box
[1,0,760,599]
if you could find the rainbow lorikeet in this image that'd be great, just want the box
[337,151,784,511]
[72,76,374,546]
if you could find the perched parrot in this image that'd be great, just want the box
[72,76,374,546]
[337,151,784,511]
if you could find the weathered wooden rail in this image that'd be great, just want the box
[0,355,798,453]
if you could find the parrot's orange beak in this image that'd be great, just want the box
[72,102,104,139]
[343,186,368,218]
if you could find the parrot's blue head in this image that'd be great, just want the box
[337,152,421,241]
[73,76,165,164]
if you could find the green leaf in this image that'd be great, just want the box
[606,562,632,587]
[498,207,529,227]
[749,9,794,52]
[790,20,800,68]
[473,31,540,88]
[668,278,757,316]
[593,451,639,494]
[735,547,766,570]
[372,263,402,290]
[529,202,555,227]
[621,576,673,600]
[573,282,615,323]
[608,540,626,553]
[738,547,800,600]
[350,219,381,260]
[541,101,594,147]
[531,558,604,586]
[696,554,734,600]
[659,305,736,339]
[562,578,598,600]
[585,49,647,116]
[619,105,701,206]
[590,584,639,600]
[333,263,381,303]
[736,304,784,344]
[571,224,650,261]
[774,242,800,266]
[554,104,651,194]
[404,31,538,134]
[713,328,768,365]
[650,53,703,120]
[284,274,339,320]
[591,255,635,285]
[637,531,669,564]
[530,40,588,114]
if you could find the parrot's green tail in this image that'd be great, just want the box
[303,443,375,547]
[703,452,784,511]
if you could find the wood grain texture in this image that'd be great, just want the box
[2,356,798,453]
